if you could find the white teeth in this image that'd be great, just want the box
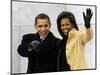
[64,30,68,33]
[42,32,46,35]
[63,30,68,35]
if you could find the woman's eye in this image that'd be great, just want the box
[61,24,64,27]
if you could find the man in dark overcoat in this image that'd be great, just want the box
[17,13,60,73]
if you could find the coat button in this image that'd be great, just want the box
[66,47,68,50]
[67,55,70,59]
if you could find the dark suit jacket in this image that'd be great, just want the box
[17,32,60,73]
[57,36,70,71]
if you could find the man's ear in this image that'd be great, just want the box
[49,23,51,28]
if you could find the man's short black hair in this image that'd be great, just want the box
[57,11,79,37]
[35,13,51,25]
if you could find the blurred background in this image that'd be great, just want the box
[12,1,96,73]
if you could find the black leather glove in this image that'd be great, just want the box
[83,8,93,28]
[28,40,41,52]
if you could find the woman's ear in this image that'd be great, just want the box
[72,24,74,28]
[34,24,37,29]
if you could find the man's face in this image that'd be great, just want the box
[60,18,73,36]
[35,19,51,38]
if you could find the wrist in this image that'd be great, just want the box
[85,24,90,28]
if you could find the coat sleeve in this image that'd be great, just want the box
[17,34,39,57]
[81,27,93,45]
[17,35,30,57]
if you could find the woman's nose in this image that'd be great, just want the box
[63,25,68,29]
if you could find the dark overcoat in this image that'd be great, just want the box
[57,36,70,71]
[17,32,59,73]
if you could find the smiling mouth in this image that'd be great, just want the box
[41,32,47,35]
[40,32,48,37]
[63,30,69,35]
[64,30,68,32]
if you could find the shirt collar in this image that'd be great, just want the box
[40,36,45,40]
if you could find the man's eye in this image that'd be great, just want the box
[38,25,42,28]
[44,25,49,27]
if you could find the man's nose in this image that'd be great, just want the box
[41,26,46,31]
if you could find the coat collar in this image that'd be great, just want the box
[36,31,54,41]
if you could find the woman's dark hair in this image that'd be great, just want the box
[57,11,79,37]
[35,13,51,25]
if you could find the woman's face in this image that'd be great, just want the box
[60,18,74,35]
